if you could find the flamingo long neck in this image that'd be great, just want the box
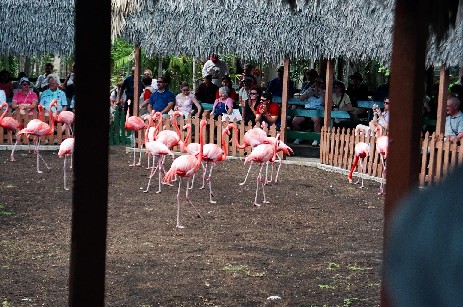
[153,112,163,139]
[220,128,229,161]
[180,124,192,152]
[194,121,206,172]
[0,103,7,122]
[229,125,246,149]
[272,135,279,161]
[38,105,44,121]
[348,155,360,180]
[145,114,155,144]
[171,111,182,139]
[51,99,59,120]
[48,103,56,133]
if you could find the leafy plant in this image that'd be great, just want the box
[327,262,340,270]
[318,284,335,289]
[343,297,359,306]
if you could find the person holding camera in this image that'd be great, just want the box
[369,97,390,133]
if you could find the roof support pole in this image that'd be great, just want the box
[281,57,290,143]
[436,66,449,136]
[69,0,111,305]
[382,0,428,306]
[324,59,334,129]
[133,45,141,117]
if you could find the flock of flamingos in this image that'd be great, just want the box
[0,101,388,228]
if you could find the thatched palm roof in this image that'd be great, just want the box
[0,0,462,66]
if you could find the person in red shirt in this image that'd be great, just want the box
[255,92,281,126]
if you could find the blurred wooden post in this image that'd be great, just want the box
[69,0,110,305]
[436,66,449,136]
[382,0,427,305]
[133,45,141,117]
[281,57,290,144]
[324,59,334,129]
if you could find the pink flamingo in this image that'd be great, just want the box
[376,135,388,195]
[228,124,282,185]
[0,102,23,160]
[16,101,56,173]
[347,142,370,188]
[265,136,294,184]
[125,100,146,166]
[244,134,280,207]
[162,119,208,228]
[143,114,175,194]
[58,137,75,190]
[51,99,75,136]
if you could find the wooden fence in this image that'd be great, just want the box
[320,126,463,188]
[2,107,461,188]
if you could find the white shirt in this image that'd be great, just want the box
[202,60,229,87]
[0,90,6,103]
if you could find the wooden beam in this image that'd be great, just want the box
[382,0,428,306]
[69,0,110,305]
[281,57,290,143]
[324,60,334,129]
[436,66,449,136]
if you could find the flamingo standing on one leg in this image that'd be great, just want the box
[143,114,175,194]
[58,137,75,190]
[347,142,370,188]
[162,120,208,229]
[0,102,23,160]
[51,99,75,136]
[124,100,146,166]
[17,102,56,173]
[244,134,280,207]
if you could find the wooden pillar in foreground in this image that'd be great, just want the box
[436,66,449,136]
[324,59,334,129]
[281,57,290,143]
[70,0,110,305]
[133,45,141,117]
[382,0,428,305]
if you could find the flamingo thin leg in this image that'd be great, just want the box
[199,162,208,189]
[274,153,283,183]
[239,162,253,186]
[254,164,265,207]
[63,156,69,190]
[176,178,184,228]
[207,163,216,204]
[185,180,202,218]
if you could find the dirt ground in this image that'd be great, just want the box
[0,146,384,306]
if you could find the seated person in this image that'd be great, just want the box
[215,76,238,107]
[174,82,202,118]
[40,74,68,112]
[292,77,325,146]
[195,74,219,117]
[255,92,280,127]
[138,75,155,117]
[0,70,14,102]
[212,86,233,120]
[445,96,463,143]
[356,97,390,136]
[300,69,319,94]
[12,77,38,115]
[266,66,295,98]
[147,77,175,115]
[242,87,260,126]
[332,80,355,124]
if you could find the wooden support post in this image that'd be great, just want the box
[133,45,141,117]
[281,57,290,143]
[69,0,110,305]
[324,59,334,129]
[436,66,449,136]
[382,0,428,306]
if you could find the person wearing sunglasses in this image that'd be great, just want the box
[255,92,280,126]
[174,82,202,118]
[242,87,260,126]
[147,77,176,116]
[369,97,390,134]
[12,77,38,116]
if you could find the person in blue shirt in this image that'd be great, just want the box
[266,66,295,98]
[147,77,175,115]
[40,74,68,112]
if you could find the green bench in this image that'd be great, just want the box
[286,109,351,142]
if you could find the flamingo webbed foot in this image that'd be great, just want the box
[209,200,217,204]
[254,203,261,207]
[176,225,185,229]
[156,190,161,194]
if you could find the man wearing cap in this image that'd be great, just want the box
[12,77,38,116]
[201,54,229,87]
[117,67,143,116]
[266,66,295,98]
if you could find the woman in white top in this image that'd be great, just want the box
[174,82,202,118]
